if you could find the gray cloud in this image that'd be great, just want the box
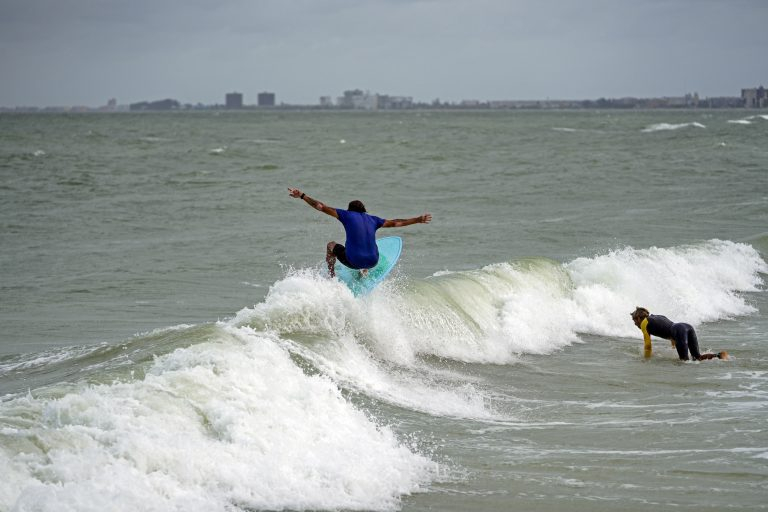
[1,0,765,106]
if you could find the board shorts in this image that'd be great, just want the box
[671,323,702,361]
[332,244,356,269]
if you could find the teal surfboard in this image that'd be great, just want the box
[335,236,402,296]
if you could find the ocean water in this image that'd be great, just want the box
[1,110,767,511]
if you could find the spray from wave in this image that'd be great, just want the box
[242,240,763,366]
[0,327,439,511]
[0,239,764,511]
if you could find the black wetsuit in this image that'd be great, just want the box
[641,314,702,361]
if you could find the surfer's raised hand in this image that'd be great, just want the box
[289,188,339,219]
[382,213,433,228]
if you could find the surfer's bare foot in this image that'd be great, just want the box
[359,269,369,277]
[717,351,729,360]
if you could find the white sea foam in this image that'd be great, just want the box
[1,241,764,510]
[728,114,768,124]
[388,239,762,364]
[0,329,438,511]
[641,122,706,133]
[280,332,497,420]
[402,260,582,362]
[233,241,766,370]
[230,269,499,420]
[567,240,765,331]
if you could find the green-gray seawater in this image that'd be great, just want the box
[1,110,767,510]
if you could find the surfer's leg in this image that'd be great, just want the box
[326,242,338,277]
[673,339,690,361]
[672,324,690,361]
[328,243,355,277]
[683,324,707,360]
[688,325,718,360]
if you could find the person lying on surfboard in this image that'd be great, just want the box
[288,188,431,278]
[630,307,728,361]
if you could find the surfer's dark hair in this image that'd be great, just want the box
[348,200,366,213]
[630,307,650,321]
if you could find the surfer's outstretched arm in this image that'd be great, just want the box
[382,213,432,228]
[288,188,338,219]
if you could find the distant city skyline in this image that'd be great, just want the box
[4,86,762,113]
[3,82,764,111]
[1,0,766,107]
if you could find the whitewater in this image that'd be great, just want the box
[1,110,767,511]
[2,239,765,510]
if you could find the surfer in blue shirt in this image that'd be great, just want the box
[288,188,431,277]
[630,307,727,361]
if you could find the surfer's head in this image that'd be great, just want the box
[348,200,366,213]
[630,307,650,327]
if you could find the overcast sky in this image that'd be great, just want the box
[1,0,766,107]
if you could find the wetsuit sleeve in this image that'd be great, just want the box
[640,318,652,358]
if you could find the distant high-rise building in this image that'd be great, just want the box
[337,89,377,110]
[226,92,243,109]
[258,92,276,107]
[319,96,333,107]
[742,86,767,108]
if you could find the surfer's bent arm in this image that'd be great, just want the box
[382,213,432,228]
[640,318,652,358]
[288,188,338,218]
